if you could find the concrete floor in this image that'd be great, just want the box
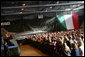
[19,45,48,56]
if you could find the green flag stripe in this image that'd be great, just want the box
[57,15,67,30]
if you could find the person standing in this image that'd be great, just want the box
[71,43,80,56]
[78,40,84,56]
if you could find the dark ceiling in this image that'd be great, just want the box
[1,1,84,21]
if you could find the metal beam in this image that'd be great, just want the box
[69,4,84,11]
[1,9,84,16]
[1,2,84,10]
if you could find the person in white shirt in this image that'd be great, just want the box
[78,40,84,56]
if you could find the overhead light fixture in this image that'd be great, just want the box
[20,12,22,14]
[21,8,24,10]
[81,1,84,3]
[50,7,52,8]
[22,3,25,6]
[65,8,71,11]
[57,1,59,4]
[38,15,43,19]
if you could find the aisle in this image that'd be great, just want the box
[19,45,48,56]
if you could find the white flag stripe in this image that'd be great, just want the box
[65,15,74,30]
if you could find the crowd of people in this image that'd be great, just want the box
[23,28,84,56]
[1,26,84,56]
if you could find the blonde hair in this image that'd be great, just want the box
[78,40,84,47]
[63,43,70,51]
[73,43,78,49]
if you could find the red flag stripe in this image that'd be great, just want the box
[72,14,80,29]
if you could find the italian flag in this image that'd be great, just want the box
[57,14,80,30]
